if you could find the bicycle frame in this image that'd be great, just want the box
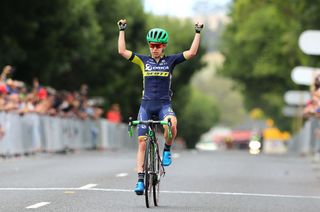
[128,117,172,208]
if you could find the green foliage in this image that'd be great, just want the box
[191,58,247,127]
[0,0,103,87]
[175,86,219,149]
[0,0,148,118]
[0,0,209,143]
[219,0,320,130]
[91,0,147,118]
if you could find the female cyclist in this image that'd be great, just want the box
[117,19,203,195]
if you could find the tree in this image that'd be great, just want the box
[0,0,148,118]
[176,86,219,148]
[219,0,320,130]
[0,0,211,140]
[0,0,103,88]
[90,0,148,118]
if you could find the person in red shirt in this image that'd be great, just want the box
[106,103,122,123]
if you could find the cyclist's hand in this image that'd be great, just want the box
[195,22,204,33]
[117,19,127,31]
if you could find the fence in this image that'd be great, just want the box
[288,117,320,157]
[0,112,137,156]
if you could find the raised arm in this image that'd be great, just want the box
[117,19,132,59]
[183,22,204,60]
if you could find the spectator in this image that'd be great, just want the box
[0,124,4,140]
[1,65,14,82]
[4,93,21,112]
[311,74,320,93]
[106,103,122,123]
[0,82,7,94]
[0,66,105,120]
[80,84,88,97]
[6,79,19,94]
[304,74,320,118]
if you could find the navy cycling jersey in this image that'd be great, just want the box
[129,52,186,100]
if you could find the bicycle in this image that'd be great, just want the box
[128,117,172,208]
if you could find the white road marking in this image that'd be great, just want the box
[1,188,320,200]
[79,184,97,189]
[26,202,50,209]
[64,191,75,194]
[116,173,128,177]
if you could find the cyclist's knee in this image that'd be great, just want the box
[164,115,177,125]
[171,125,177,136]
[138,136,147,150]
[164,116,177,137]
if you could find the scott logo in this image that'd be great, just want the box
[145,71,169,77]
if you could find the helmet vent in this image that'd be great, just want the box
[159,31,163,39]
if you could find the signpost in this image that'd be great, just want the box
[283,90,310,137]
[291,66,320,86]
[284,90,310,106]
[282,106,303,117]
[288,30,320,154]
[299,30,320,55]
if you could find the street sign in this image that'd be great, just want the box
[284,90,310,105]
[291,66,320,86]
[299,30,320,55]
[282,106,303,117]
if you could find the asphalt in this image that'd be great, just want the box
[0,149,320,211]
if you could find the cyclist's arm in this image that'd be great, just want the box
[183,32,201,60]
[118,19,131,59]
[183,22,204,60]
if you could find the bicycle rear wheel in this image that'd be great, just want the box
[144,140,152,208]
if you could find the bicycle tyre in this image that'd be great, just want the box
[144,140,152,208]
[153,143,160,206]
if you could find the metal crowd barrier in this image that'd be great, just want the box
[288,117,320,156]
[0,112,137,157]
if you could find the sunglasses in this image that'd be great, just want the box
[149,43,163,49]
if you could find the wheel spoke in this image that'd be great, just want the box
[153,144,161,206]
[144,141,151,208]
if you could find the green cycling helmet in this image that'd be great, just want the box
[146,28,169,44]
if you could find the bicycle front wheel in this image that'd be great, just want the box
[153,145,160,206]
[144,140,152,208]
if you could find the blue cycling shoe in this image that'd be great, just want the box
[162,150,172,166]
[134,181,144,195]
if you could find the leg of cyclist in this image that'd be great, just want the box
[162,115,177,166]
[134,135,146,195]
[137,136,147,173]
[159,102,177,166]
[163,115,177,145]
[134,103,149,195]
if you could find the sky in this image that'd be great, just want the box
[143,0,231,18]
